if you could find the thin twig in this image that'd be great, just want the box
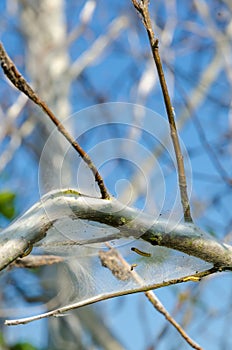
[0,42,110,200]
[5,266,217,326]
[131,0,192,222]
[103,243,202,350]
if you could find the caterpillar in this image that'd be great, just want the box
[131,247,151,257]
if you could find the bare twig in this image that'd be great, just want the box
[0,42,110,200]
[5,266,217,326]
[131,0,192,222]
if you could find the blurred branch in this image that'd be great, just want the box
[69,15,130,79]
[131,0,192,222]
[0,42,110,200]
[66,0,96,47]
[177,80,232,185]
[193,0,232,84]
[0,119,35,173]
[10,254,64,268]
[77,307,125,350]
[0,93,27,141]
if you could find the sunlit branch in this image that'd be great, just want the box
[131,0,192,222]
[0,42,110,200]
[5,265,218,326]
[1,190,232,271]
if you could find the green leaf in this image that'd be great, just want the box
[0,191,16,219]
[11,342,38,350]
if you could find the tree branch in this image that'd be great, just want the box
[4,265,218,326]
[0,42,110,200]
[131,0,192,222]
[1,189,232,272]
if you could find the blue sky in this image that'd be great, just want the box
[1,1,232,349]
